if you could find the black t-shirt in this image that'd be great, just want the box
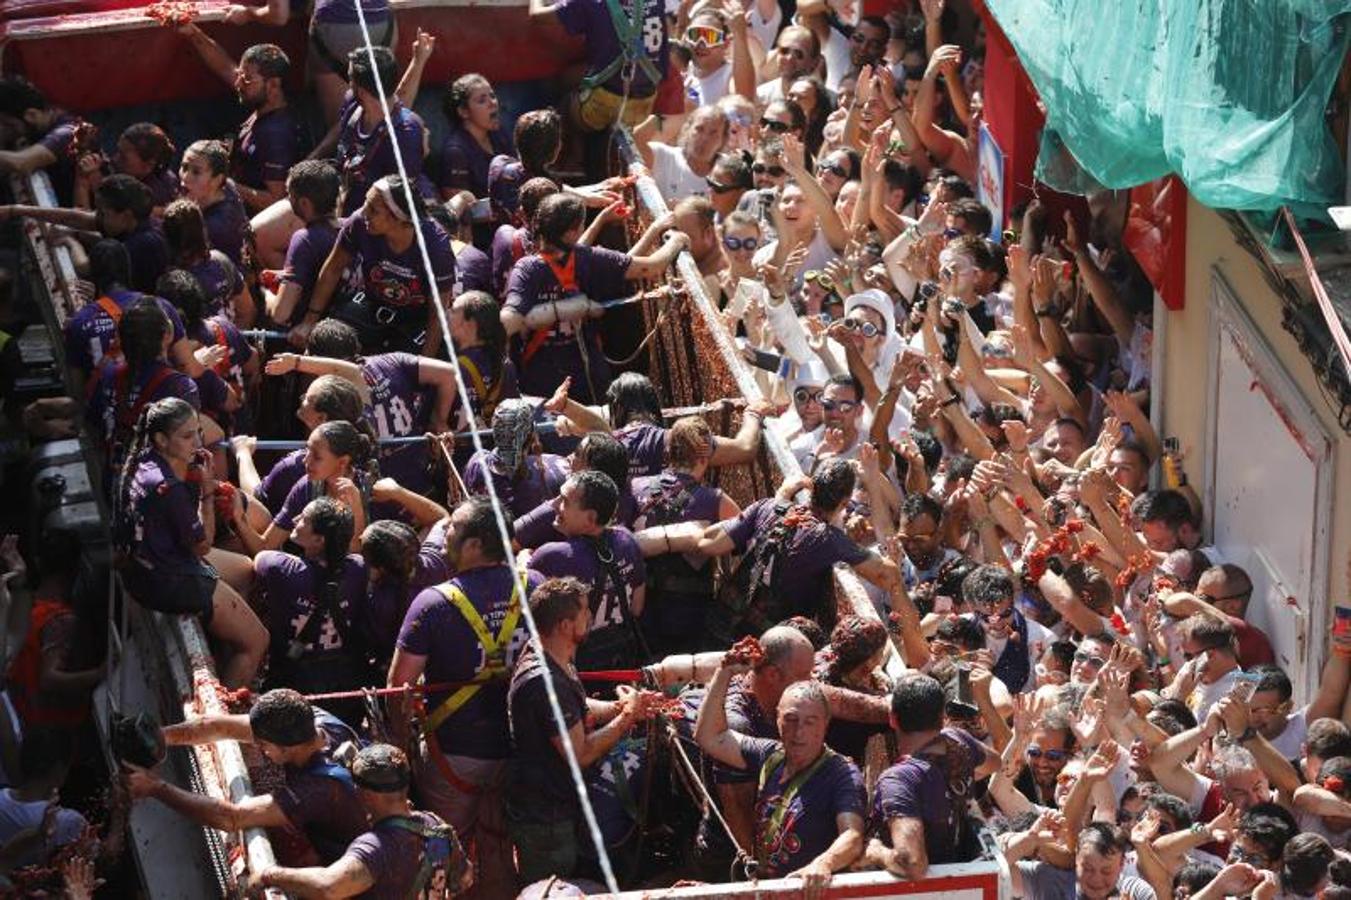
[506,646,588,825]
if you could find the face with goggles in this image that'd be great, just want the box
[792,384,825,431]
[938,247,978,299]
[685,19,729,70]
[801,270,840,317]
[752,157,786,189]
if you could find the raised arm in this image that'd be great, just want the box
[626,231,690,281]
[395,30,436,108]
[709,401,771,466]
[779,134,847,252]
[692,660,749,769]
[177,23,242,88]
[1063,212,1133,346]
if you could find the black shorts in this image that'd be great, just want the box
[122,559,217,624]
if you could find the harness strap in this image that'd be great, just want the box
[755,746,836,866]
[579,0,662,90]
[422,580,522,736]
[457,353,502,421]
[521,251,583,366]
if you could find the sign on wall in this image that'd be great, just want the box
[977,123,1006,242]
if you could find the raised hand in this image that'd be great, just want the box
[1007,243,1032,291]
[925,44,962,80]
[411,28,436,64]
[543,376,573,415]
[1082,739,1121,780]
[1062,211,1085,257]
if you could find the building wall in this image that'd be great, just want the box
[1162,198,1351,616]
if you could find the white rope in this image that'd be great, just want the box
[349,6,623,891]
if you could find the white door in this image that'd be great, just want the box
[1203,271,1334,705]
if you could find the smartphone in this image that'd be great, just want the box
[956,664,973,704]
[1163,436,1180,455]
[1231,671,1263,703]
[469,198,493,222]
[1334,606,1351,638]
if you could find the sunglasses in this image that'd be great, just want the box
[759,118,792,134]
[984,607,1015,622]
[942,227,964,239]
[1228,846,1268,866]
[843,317,881,338]
[804,270,835,290]
[752,163,786,177]
[685,25,727,48]
[1073,650,1105,668]
[817,160,849,178]
[1026,746,1069,762]
[793,387,823,404]
[820,398,858,413]
[724,235,759,251]
[706,176,740,194]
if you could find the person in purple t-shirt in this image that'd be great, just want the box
[527,470,647,670]
[515,431,635,549]
[291,176,455,356]
[436,197,494,293]
[656,459,904,643]
[695,659,866,887]
[62,239,194,395]
[389,497,541,900]
[255,497,373,726]
[176,27,302,214]
[163,199,254,325]
[127,689,369,868]
[109,123,180,213]
[265,161,342,328]
[631,416,740,654]
[864,672,1000,879]
[438,73,513,201]
[464,399,571,519]
[1,175,170,296]
[446,290,518,430]
[490,174,556,297]
[357,494,454,664]
[502,192,687,403]
[527,0,668,132]
[115,397,267,688]
[0,76,80,204]
[257,744,472,899]
[331,47,425,218]
[180,140,252,268]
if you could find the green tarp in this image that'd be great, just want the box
[985,0,1351,214]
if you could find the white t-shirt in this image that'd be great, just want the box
[752,228,838,284]
[756,78,787,103]
[0,791,87,869]
[748,1,782,56]
[1270,705,1309,760]
[1185,666,1242,723]
[686,62,733,107]
[649,142,710,203]
[820,27,852,91]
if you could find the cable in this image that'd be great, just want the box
[349,6,623,891]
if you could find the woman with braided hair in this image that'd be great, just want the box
[230,420,374,556]
[255,496,371,726]
[117,397,268,688]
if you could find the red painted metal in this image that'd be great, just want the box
[1,2,582,111]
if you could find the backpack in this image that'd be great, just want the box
[375,812,469,900]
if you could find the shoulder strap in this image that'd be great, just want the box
[376,813,461,900]
[756,746,837,864]
[457,353,501,411]
[304,753,355,789]
[95,295,124,325]
[118,365,176,429]
[291,559,356,654]
[422,579,522,735]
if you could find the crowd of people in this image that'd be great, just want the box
[0,0,1348,898]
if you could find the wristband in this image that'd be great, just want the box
[940,395,961,408]
[1034,307,1058,318]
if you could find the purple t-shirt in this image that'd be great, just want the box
[255,550,368,657]
[721,499,871,620]
[343,811,465,900]
[63,289,186,377]
[194,369,233,425]
[463,448,570,519]
[436,127,513,198]
[187,250,244,319]
[338,212,456,310]
[126,451,204,571]
[87,361,200,459]
[735,736,865,878]
[554,0,668,96]
[615,421,668,478]
[255,448,307,514]
[490,223,532,297]
[452,344,519,431]
[361,519,451,659]
[869,727,987,865]
[187,314,254,390]
[527,529,646,633]
[504,245,632,402]
[202,186,250,266]
[274,477,321,531]
[512,489,637,549]
[232,106,303,191]
[123,219,171,294]
[680,674,777,786]
[142,168,180,209]
[361,351,432,494]
[269,724,369,866]
[336,95,425,216]
[453,241,493,295]
[279,220,339,326]
[398,565,542,759]
[631,471,723,528]
[507,645,588,824]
